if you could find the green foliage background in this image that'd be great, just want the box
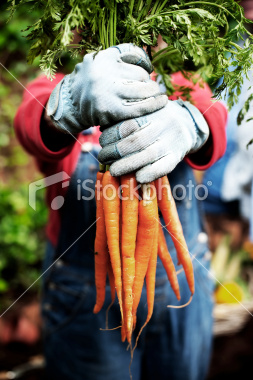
[0,3,49,311]
[0,1,81,312]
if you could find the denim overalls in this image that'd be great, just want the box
[41,140,214,380]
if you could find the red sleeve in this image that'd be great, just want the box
[14,73,77,164]
[14,74,101,247]
[169,72,228,170]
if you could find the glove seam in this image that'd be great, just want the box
[176,98,209,152]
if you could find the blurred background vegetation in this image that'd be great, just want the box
[0,0,80,313]
[0,2,48,312]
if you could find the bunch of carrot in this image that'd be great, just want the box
[93,166,194,344]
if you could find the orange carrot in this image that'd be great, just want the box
[118,189,127,342]
[143,201,159,324]
[132,183,158,329]
[119,195,127,343]
[93,172,109,314]
[158,224,181,301]
[155,177,194,295]
[102,170,123,320]
[121,289,127,343]
[121,173,139,343]
[132,187,159,351]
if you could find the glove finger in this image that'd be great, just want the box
[136,154,180,184]
[120,64,150,82]
[99,117,148,147]
[109,140,165,176]
[115,117,174,157]
[113,43,153,74]
[117,79,162,100]
[101,94,168,129]
[99,93,167,129]
[98,143,121,163]
[120,94,168,122]
[99,104,167,146]
[99,119,167,162]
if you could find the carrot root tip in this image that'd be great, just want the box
[167,294,193,309]
[93,305,100,314]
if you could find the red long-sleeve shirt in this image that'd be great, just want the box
[14,73,227,246]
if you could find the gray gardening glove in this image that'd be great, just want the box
[47,43,168,134]
[98,99,210,183]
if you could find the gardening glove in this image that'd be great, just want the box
[46,43,168,134]
[98,99,210,183]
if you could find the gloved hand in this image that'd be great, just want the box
[46,44,167,134]
[98,99,210,183]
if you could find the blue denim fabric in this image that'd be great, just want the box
[201,139,238,215]
[41,148,214,380]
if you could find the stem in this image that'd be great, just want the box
[106,164,110,172]
[226,49,240,55]
[99,23,102,48]
[137,10,178,26]
[146,0,153,12]
[152,46,178,59]
[136,1,146,23]
[156,0,169,13]
[136,0,144,22]
[103,13,109,49]
[114,2,117,45]
[229,41,242,51]
[137,4,235,28]
[99,16,105,49]
[150,1,160,16]
[129,0,135,16]
[152,47,179,65]
[136,3,144,23]
[138,0,144,13]
[223,14,229,37]
[65,44,82,48]
[181,2,235,20]
[109,7,114,47]
[99,163,105,172]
